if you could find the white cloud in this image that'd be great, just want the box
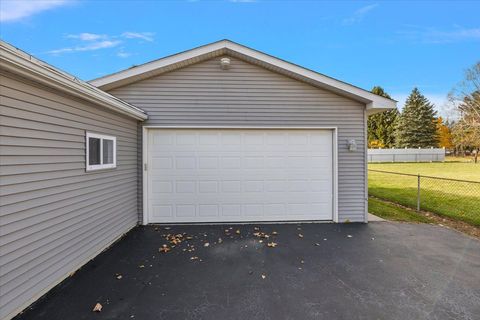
[117,51,132,58]
[0,0,70,22]
[398,25,480,44]
[122,32,155,42]
[342,3,378,26]
[66,33,107,41]
[47,31,154,56]
[48,40,121,55]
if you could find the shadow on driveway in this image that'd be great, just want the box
[16,222,480,320]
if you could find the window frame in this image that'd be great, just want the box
[86,132,117,171]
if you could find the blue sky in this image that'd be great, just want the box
[1,0,479,117]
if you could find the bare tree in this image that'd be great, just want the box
[449,62,480,163]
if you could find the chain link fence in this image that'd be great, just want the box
[368,169,480,226]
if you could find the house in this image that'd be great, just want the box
[0,39,396,319]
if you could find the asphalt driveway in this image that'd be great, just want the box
[16,222,480,320]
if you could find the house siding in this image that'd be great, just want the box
[0,71,139,320]
[108,56,367,223]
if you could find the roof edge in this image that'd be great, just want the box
[0,40,148,121]
[90,39,396,110]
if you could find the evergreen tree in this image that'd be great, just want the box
[367,86,399,148]
[395,88,439,148]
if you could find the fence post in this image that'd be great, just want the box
[417,174,421,211]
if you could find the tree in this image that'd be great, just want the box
[449,61,480,162]
[395,88,438,148]
[436,117,453,149]
[367,86,399,148]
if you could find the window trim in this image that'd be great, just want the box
[86,132,117,171]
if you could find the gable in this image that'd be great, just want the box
[91,40,396,113]
[109,55,364,110]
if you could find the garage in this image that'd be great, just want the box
[94,39,397,224]
[144,128,336,224]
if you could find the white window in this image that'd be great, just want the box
[86,132,116,171]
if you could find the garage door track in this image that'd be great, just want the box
[16,222,480,320]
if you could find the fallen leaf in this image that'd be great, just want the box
[159,245,171,253]
[92,303,102,312]
[267,242,277,248]
[298,234,304,238]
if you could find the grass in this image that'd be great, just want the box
[369,162,480,181]
[445,155,477,163]
[368,162,480,226]
[369,197,430,223]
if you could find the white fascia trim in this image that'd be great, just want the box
[0,41,147,121]
[225,42,397,110]
[90,40,228,89]
[91,40,396,110]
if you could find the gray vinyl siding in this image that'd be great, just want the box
[0,71,139,320]
[108,56,367,223]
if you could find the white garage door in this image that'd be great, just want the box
[146,129,334,223]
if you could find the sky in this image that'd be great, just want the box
[1,0,479,118]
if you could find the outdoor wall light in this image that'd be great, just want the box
[348,139,357,151]
[220,57,231,69]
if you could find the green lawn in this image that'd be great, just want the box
[368,162,480,226]
[368,198,430,223]
[369,162,480,181]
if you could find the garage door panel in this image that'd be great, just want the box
[151,179,332,195]
[147,129,334,223]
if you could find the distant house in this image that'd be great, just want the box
[0,39,396,319]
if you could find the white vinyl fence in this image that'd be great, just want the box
[368,148,446,162]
